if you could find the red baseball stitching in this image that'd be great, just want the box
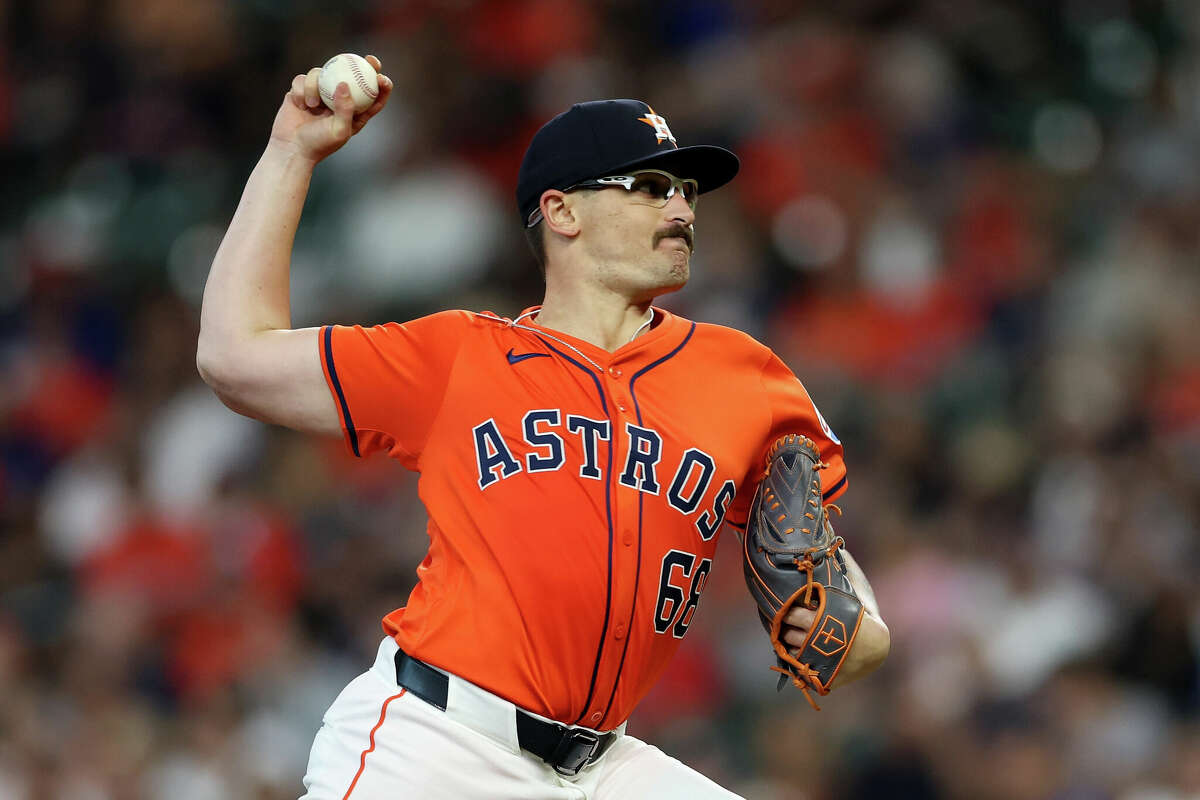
[347,57,379,99]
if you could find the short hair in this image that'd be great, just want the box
[523,220,547,278]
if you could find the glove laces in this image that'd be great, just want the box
[772,662,825,710]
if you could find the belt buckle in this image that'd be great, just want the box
[550,729,601,777]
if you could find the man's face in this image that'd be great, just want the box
[573,185,697,302]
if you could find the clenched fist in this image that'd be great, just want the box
[269,54,393,164]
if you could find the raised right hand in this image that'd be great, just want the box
[268,55,393,164]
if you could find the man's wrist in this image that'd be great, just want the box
[264,137,321,171]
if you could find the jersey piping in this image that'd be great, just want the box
[823,473,848,500]
[323,325,361,457]
[538,338,616,726]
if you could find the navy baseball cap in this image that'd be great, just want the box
[516,99,740,225]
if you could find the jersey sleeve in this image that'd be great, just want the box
[760,351,847,500]
[725,350,848,530]
[319,310,471,468]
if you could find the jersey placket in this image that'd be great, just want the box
[522,314,696,728]
[530,339,624,728]
[578,357,640,729]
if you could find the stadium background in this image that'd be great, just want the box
[1,1,1198,797]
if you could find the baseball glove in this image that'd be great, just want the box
[742,434,864,710]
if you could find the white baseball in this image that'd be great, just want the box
[318,53,379,113]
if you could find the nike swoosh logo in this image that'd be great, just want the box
[506,348,551,365]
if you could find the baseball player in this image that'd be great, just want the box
[197,56,889,799]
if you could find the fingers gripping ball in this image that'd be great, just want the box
[742,434,864,710]
[318,53,379,113]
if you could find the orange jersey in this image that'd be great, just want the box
[319,307,847,730]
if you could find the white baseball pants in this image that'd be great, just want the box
[299,637,744,800]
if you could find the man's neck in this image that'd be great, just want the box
[533,289,656,352]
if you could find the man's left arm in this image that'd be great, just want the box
[747,352,887,698]
[781,532,890,689]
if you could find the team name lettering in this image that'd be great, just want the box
[473,412,733,533]
[619,423,662,495]
[666,449,715,514]
[523,409,564,472]
[473,418,522,489]
[566,415,610,480]
[696,480,735,541]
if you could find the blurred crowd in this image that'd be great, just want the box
[2,1,1199,798]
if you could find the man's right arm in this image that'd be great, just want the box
[196,59,392,435]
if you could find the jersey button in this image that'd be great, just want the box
[616,402,628,413]
[590,711,603,724]
[614,623,626,639]
[623,531,634,546]
[608,366,623,378]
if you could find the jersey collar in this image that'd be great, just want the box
[514,305,689,369]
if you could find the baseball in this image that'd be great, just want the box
[318,53,379,113]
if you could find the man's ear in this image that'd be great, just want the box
[541,190,582,239]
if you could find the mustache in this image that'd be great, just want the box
[654,223,694,252]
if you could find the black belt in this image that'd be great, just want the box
[394,648,617,776]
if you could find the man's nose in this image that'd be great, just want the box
[664,190,695,224]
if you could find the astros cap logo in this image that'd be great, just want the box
[637,106,677,146]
